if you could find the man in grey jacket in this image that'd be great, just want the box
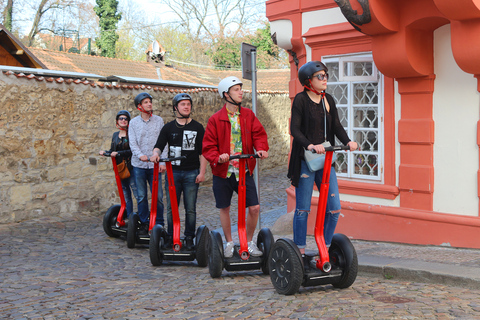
[129,92,168,234]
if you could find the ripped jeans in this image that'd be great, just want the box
[293,160,341,248]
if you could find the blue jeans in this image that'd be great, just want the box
[120,169,138,218]
[133,167,164,226]
[165,169,199,237]
[293,160,341,248]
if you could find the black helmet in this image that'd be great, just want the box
[298,61,328,86]
[116,110,131,121]
[172,93,193,112]
[134,92,153,108]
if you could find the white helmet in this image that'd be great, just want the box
[218,76,243,98]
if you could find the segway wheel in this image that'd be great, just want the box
[127,213,139,248]
[103,205,121,238]
[269,239,304,295]
[330,233,358,289]
[208,231,224,278]
[149,225,165,266]
[195,225,210,268]
[257,228,275,275]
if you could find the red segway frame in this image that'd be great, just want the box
[107,155,127,228]
[314,145,350,272]
[149,162,160,234]
[150,156,187,252]
[229,153,260,260]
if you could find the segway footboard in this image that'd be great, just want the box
[224,252,263,272]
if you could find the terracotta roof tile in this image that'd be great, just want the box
[25,47,289,92]
[28,47,159,79]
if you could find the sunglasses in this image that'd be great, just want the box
[118,117,129,121]
[314,73,329,81]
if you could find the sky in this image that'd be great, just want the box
[12,0,267,40]
[121,0,267,32]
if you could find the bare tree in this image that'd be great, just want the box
[25,0,77,46]
[162,0,251,40]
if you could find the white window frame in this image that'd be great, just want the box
[322,53,384,182]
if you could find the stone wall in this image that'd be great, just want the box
[0,72,291,223]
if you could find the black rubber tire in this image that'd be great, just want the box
[257,228,275,275]
[195,225,210,267]
[208,231,224,278]
[269,239,304,295]
[149,225,164,266]
[127,213,139,249]
[102,205,121,238]
[330,233,358,289]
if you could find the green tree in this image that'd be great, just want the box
[207,22,287,69]
[94,0,121,58]
[3,0,13,31]
[207,32,243,69]
[247,22,287,69]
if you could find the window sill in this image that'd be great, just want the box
[338,179,399,200]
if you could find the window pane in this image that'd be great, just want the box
[353,83,378,104]
[328,83,348,104]
[325,62,339,82]
[354,153,379,176]
[335,152,348,174]
[354,130,378,152]
[353,62,373,76]
[337,106,348,127]
[353,107,378,128]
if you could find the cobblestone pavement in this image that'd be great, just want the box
[2,165,480,319]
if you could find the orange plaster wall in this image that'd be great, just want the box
[268,0,480,248]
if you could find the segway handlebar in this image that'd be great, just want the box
[101,151,118,157]
[310,145,350,153]
[229,154,260,160]
[157,156,187,162]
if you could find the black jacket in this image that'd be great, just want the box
[287,91,350,187]
[103,131,133,171]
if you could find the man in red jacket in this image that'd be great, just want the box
[203,76,269,258]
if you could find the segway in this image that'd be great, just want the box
[149,156,210,267]
[102,153,128,238]
[127,161,163,248]
[269,145,358,295]
[209,154,275,278]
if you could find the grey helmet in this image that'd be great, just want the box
[298,61,328,86]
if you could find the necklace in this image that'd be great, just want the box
[175,118,190,128]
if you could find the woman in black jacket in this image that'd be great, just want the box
[99,110,138,219]
[288,61,358,254]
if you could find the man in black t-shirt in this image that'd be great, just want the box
[150,93,208,249]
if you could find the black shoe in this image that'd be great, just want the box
[163,236,173,249]
[185,236,194,250]
[138,224,149,236]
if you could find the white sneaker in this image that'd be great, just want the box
[248,241,263,257]
[224,241,235,258]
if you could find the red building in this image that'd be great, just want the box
[267,0,480,248]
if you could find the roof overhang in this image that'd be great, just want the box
[0,25,47,69]
[103,75,217,89]
[0,65,103,80]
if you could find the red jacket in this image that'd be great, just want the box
[202,104,269,178]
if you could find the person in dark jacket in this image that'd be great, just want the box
[288,61,358,254]
[151,93,208,250]
[99,110,138,219]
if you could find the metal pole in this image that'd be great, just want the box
[250,49,261,230]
